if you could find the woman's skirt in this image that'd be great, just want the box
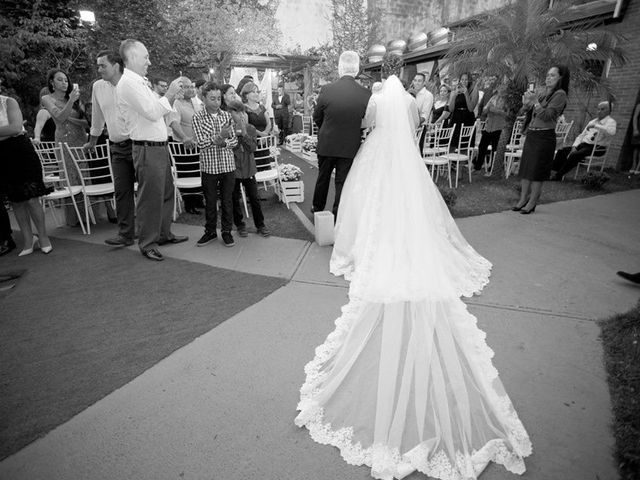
[518,128,556,181]
[0,135,53,202]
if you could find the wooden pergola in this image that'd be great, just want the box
[230,53,321,115]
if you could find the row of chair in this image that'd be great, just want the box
[31,136,286,235]
[418,117,606,186]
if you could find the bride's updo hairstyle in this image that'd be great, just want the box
[338,51,360,77]
[381,53,404,79]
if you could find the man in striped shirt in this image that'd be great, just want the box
[192,82,238,247]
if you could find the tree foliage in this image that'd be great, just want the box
[170,0,282,83]
[443,0,626,177]
[304,0,382,85]
[0,0,89,115]
[84,0,193,80]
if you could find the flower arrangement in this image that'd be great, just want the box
[278,163,303,182]
[302,137,317,153]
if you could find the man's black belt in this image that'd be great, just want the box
[109,139,132,147]
[132,140,167,147]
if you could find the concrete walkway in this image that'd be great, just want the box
[2,190,639,480]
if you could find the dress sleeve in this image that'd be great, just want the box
[362,96,377,128]
[534,90,567,122]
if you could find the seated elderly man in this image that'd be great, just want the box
[550,101,617,180]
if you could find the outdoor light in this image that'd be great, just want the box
[587,42,598,51]
[79,10,95,23]
[209,68,215,74]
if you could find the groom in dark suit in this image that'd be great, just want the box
[312,51,371,217]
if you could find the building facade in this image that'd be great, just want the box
[369,0,639,168]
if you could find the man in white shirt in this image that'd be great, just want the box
[83,50,137,247]
[117,39,187,261]
[409,73,434,125]
[551,101,617,180]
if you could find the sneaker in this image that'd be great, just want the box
[237,225,248,237]
[196,231,217,247]
[221,231,235,247]
[257,226,271,237]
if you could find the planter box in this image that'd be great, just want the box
[285,136,303,153]
[302,151,317,162]
[278,180,304,203]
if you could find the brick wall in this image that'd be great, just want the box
[561,1,640,168]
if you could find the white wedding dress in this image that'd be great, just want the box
[295,76,532,480]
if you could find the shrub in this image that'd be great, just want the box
[581,171,610,191]
[439,187,457,208]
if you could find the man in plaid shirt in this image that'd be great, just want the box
[192,82,238,247]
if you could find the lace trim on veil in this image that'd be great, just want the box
[295,300,532,480]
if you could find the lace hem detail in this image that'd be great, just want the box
[331,250,492,303]
[296,298,532,480]
[296,403,531,480]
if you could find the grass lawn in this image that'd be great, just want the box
[176,150,640,242]
[599,302,640,480]
[436,167,640,217]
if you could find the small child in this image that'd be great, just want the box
[227,99,270,237]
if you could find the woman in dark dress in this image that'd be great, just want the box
[240,81,272,167]
[0,95,53,255]
[448,72,478,148]
[432,83,452,125]
[513,65,569,214]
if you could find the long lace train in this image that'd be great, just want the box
[295,76,531,479]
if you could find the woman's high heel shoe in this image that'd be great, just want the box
[520,205,536,215]
[18,236,39,256]
[40,240,53,254]
[511,203,527,212]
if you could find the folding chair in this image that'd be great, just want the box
[555,120,573,151]
[437,123,476,188]
[168,142,202,221]
[504,120,525,178]
[302,115,312,136]
[34,141,87,234]
[255,138,286,205]
[64,143,115,234]
[574,141,608,178]
[423,125,454,188]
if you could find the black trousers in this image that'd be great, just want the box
[202,171,235,234]
[312,155,354,216]
[274,113,290,144]
[552,143,606,178]
[473,130,502,170]
[232,177,265,229]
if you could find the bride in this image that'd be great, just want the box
[295,75,532,480]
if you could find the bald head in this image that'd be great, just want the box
[119,39,150,76]
[597,101,611,120]
[338,51,360,78]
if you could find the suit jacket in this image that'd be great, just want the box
[272,92,290,118]
[313,76,371,159]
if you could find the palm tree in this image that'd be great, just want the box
[443,0,626,178]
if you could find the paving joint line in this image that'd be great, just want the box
[465,300,596,321]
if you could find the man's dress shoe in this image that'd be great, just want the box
[616,271,640,284]
[158,235,189,246]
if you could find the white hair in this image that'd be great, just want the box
[338,51,360,77]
